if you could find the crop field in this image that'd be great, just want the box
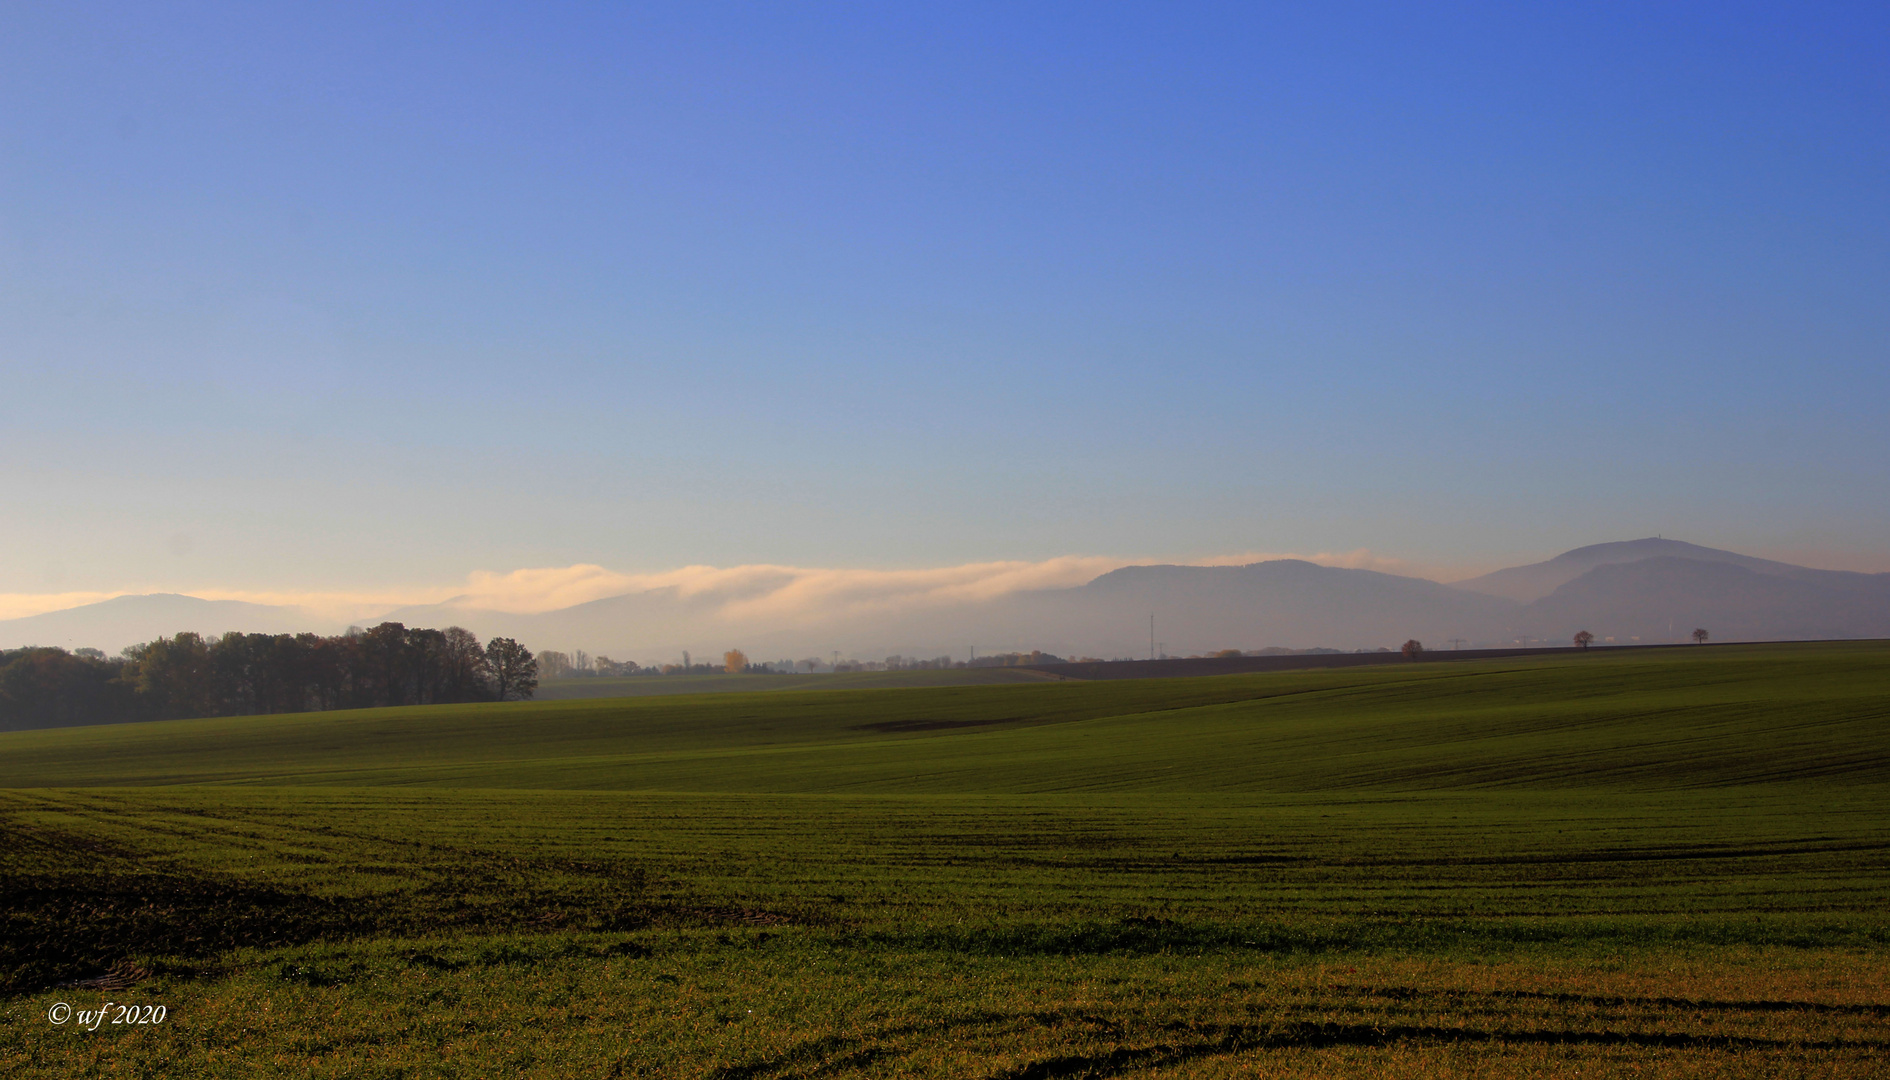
[534,665,1054,701]
[2,642,1887,1077]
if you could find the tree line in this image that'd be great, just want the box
[534,648,791,677]
[0,624,537,730]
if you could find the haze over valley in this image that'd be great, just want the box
[7,538,1885,665]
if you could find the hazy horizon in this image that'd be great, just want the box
[6,537,1890,626]
[6,536,1889,664]
[0,547,1467,624]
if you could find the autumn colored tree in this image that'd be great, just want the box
[1573,630,1595,650]
[724,649,749,673]
[1401,639,1423,660]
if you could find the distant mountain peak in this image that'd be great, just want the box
[1549,538,1750,564]
[1455,538,1814,603]
[0,593,329,652]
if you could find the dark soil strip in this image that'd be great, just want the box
[1017,640,1821,683]
[0,818,785,994]
[1333,982,1890,1017]
[988,1022,1889,1080]
[853,717,1027,733]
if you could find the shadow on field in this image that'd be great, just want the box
[851,716,1027,733]
[707,1013,1890,1080]
[0,820,786,994]
[861,913,1890,957]
[981,1023,1889,1080]
[1332,982,1890,1017]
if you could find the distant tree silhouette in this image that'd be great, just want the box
[0,647,142,727]
[724,649,748,674]
[125,632,216,719]
[536,650,573,680]
[1573,630,1595,650]
[1401,639,1424,660]
[486,638,538,701]
[964,650,1067,668]
[440,627,492,702]
[4,623,531,728]
[1692,627,1710,644]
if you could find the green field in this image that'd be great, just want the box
[3,642,1886,1077]
[533,666,1057,700]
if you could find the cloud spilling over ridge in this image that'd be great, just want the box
[0,592,127,622]
[0,550,1433,625]
[411,550,1432,622]
[1189,548,1418,574]
[658,557,1127,624]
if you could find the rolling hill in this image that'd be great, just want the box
[2,642,1882,793]
[1452,537,1818,602]
[3,642,1886,1078]
[0,593,326,654]
[1520,555,1890,643]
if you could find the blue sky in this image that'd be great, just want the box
[3,1,1887,610]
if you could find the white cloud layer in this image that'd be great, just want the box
[0,550,1434,624]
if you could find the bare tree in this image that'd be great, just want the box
[1401,639,1424,660]
[536,650,573,679]
[1692,627,1709,644]
[1573,630,1594,650]
[440,626,491,702]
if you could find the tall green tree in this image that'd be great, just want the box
[126,632,216,720]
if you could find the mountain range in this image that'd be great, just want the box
[4,539,1885,661]
[0,594,327,654]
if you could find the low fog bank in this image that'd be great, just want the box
[4,539,1886,666]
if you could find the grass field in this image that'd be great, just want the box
[534,666,1056,700]
[2,642,1886,1077]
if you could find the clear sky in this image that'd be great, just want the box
[4,2,1887,614]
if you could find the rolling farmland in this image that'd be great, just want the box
[3,642,1886,1077]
